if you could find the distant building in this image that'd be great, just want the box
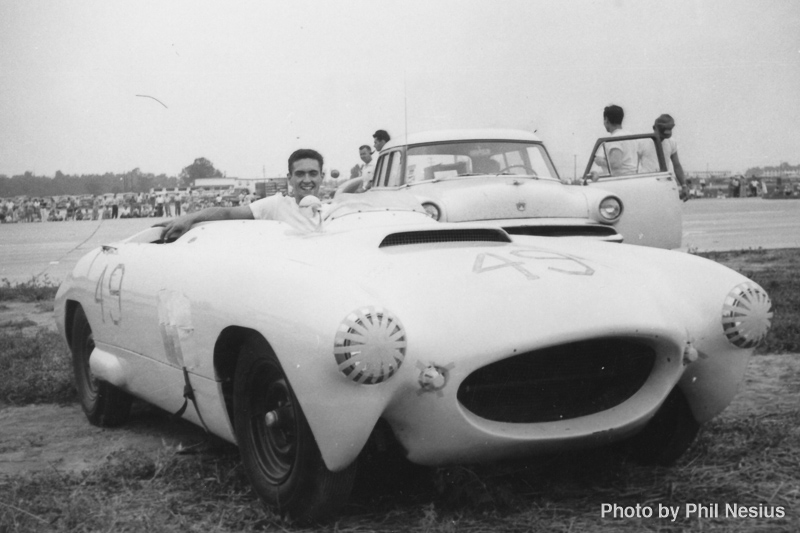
[256,178,288,198]
[687,170,733,180]
[756,169,800,178]
[192,176,288,196]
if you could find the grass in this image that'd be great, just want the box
[0,319,37,330]
[0,329,74,405]
[696,248,800,353]
[0,276,60,303]
[0,250,798,531]
[0,399,797,532]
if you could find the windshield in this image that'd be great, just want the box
[405,141,559,184]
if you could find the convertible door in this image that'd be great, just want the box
[584,134,682,249]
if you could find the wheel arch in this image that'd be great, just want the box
[213,326,273,431]
[63,299,81,348]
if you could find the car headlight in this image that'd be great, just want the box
[334,306,407,384]
[598,196,622,223]
[422,203,440,221]
[721,281,772,348]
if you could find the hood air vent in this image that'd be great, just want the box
[504,225,619,238]
[380,229,511,248]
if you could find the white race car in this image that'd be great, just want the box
[341,129,683,249]
[55,193,771,521]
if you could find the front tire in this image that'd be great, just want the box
[622,387,700,466]
[233,337,356,522]
[70,306,132,426]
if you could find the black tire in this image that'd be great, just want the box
[233,337,356,523]
[622,387,700,466]
[70,306,132,426]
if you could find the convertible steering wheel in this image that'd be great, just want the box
[495,164,535,176]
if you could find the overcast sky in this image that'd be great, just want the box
[1,0,798,181]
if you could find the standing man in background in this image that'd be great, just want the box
[650,114,688,201]
[373,129,391,153]
[592,105,638,176]
[348,145,377,192]
[357,145,376,191]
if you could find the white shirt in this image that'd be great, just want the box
[249,194,325,232]
[360,159,376,189]
[605,128,639,175]
[639,137,678,174]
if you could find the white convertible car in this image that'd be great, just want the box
[55,193,771,521]
[342,129,683,249]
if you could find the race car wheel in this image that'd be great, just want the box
[70,306,132,427]
[622,387,700,466]
[233,337,356,522]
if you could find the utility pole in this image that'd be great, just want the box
[574,155,577,183]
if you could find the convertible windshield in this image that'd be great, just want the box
[405,141,559,184]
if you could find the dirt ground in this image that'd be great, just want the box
[0,302,208,477]
[0,302,798,478]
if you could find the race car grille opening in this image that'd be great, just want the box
[457,339,656,423]
[379,229,511,247]
[503,225,619,238]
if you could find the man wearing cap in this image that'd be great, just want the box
[639,114,689,201]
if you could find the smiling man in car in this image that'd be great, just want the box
[160,149,325,241]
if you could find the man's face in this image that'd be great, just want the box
[373,137,386,152]
[655,120,675,139]
[359,147,372,164]
[288,158,323,203]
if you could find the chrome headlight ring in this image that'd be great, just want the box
[422,202,441,221]
[334,306,407,384]
[721,281,773,349]
[598,196,622,223]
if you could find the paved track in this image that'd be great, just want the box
[1,217,160,284]
[680,198,800,252]
[1,198,799,284]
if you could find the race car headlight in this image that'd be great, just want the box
[598,196,622,223]
[721,281,773,349]
[422,203,440,221]
[334,306,407,384]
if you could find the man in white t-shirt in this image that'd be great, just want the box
[357,145,375,191]
[592,105,638,176]
[638,114,688,200]
[160,149,325,241]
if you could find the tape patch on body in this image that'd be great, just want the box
[157,290,194,368]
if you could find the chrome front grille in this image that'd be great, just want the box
[457,339,655,423]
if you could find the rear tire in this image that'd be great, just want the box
[233,337,356,523]
[70,306,132,426]
[622,387,700,466]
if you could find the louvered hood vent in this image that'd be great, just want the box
[379,228,511,248]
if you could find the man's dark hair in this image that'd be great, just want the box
[655,113,674,125]
[288,148,324,174]
[603,105,624,126]
[373,129,391,142]
[359,144,372,152]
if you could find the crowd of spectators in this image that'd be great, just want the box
[0,189,259,223]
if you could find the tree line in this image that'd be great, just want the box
[0,158,225,198]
